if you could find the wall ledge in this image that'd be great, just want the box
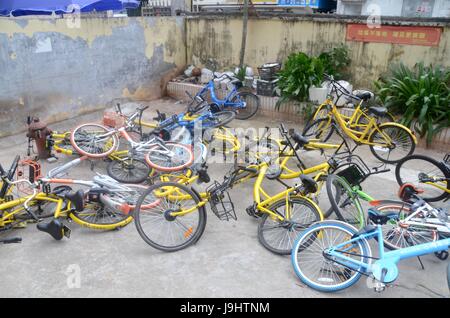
[185,12,450,27]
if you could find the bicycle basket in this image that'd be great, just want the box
[16,159,41,194]
[337,164,366,187]
[206,181,237,221]
[332,154,371,186]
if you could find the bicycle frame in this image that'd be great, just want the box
[252,163,324,222]
[197,80,244,109]
[327,224,450,283]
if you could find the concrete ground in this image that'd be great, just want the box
[0,98,449,298]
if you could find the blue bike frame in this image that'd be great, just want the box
[196,80,245,110]
[327,225,450,283]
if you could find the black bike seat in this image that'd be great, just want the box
[37,219,65,240]
[368,106,388,117]
[291,132,310,147]
[65,190,85,212]
[300,175,318,194]
[367,208,398,225]
[355,91,373,101]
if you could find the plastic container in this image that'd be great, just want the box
[257,79,277,96]
[308,86,329,104]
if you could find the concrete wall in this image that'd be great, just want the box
[0,16,186,137]
[186,15,450,88]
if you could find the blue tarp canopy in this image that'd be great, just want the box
[0,0,140,16]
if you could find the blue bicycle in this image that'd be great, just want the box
[291,184,450,293]
[195,73,260,120]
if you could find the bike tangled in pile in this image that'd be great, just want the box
[1,74,449,294]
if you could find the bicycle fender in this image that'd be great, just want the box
[290,195,324,221]
[377,122,418,144]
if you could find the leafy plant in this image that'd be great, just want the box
[276,52,325,106]
[375,62,450,145]
[235,66,247,82]
[318,45,351,80]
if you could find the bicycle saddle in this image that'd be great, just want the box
[299,175,318,194]
[65,190,85,212]
[367,208,399,225]
[398,183,424,202]
[368,106,388,117]
[291,132,309,147]
[354,90,373,102]
[37,219,70,240]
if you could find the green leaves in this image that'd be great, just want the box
[276,52,325,104]
[376,62,450,146]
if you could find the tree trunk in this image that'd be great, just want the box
[239,0,249,69]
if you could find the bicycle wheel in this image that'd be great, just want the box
[70,184,151,229]
[70,123,118,158]
[145,142,194,172]
[356,111,396,128]
[258,197,322,255]
[395,154,450,202]
[302,118,334,143]
[133,182,207,252]
[312,104,330,122]
[368,200,437,250]
[326,174,365,229]
[201,111,235,129]
[291,220,371,292]
[229,91,260,120]
[107,158,151,184]
[369,124,415,164]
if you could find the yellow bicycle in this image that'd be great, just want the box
[132,159,323,254]
[303,75,417,164]
[0,157,149,241]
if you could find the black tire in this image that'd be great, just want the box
[302,118,335,143]
[257,197,322,255]
[369,124,415,164]
[395,154,450,202]
[230,91,260,120]
[202,111,235,129]
[133,182,207,252]
[326,175,365,229]
[107,158,151,184]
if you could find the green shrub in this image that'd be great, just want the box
[318,45,351,80]
[276,52,325,104]
[375,63,450,145]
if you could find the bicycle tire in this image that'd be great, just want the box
[326,174,365,229]
[291,220,371,292]
[257,197,322,255]
[369,123,415,164]
[202,111,236,129]
[133,182,207,252]
[70,123,118,158]
[229,91,260,120]
[107,158,151,184]
[145,142,194,172]
[302,117,335,143]
[395,154,450,202]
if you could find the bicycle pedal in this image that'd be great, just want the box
[246,205,262,218]
[434,251,448,261]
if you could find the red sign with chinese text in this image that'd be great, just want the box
[346,24,442,47]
